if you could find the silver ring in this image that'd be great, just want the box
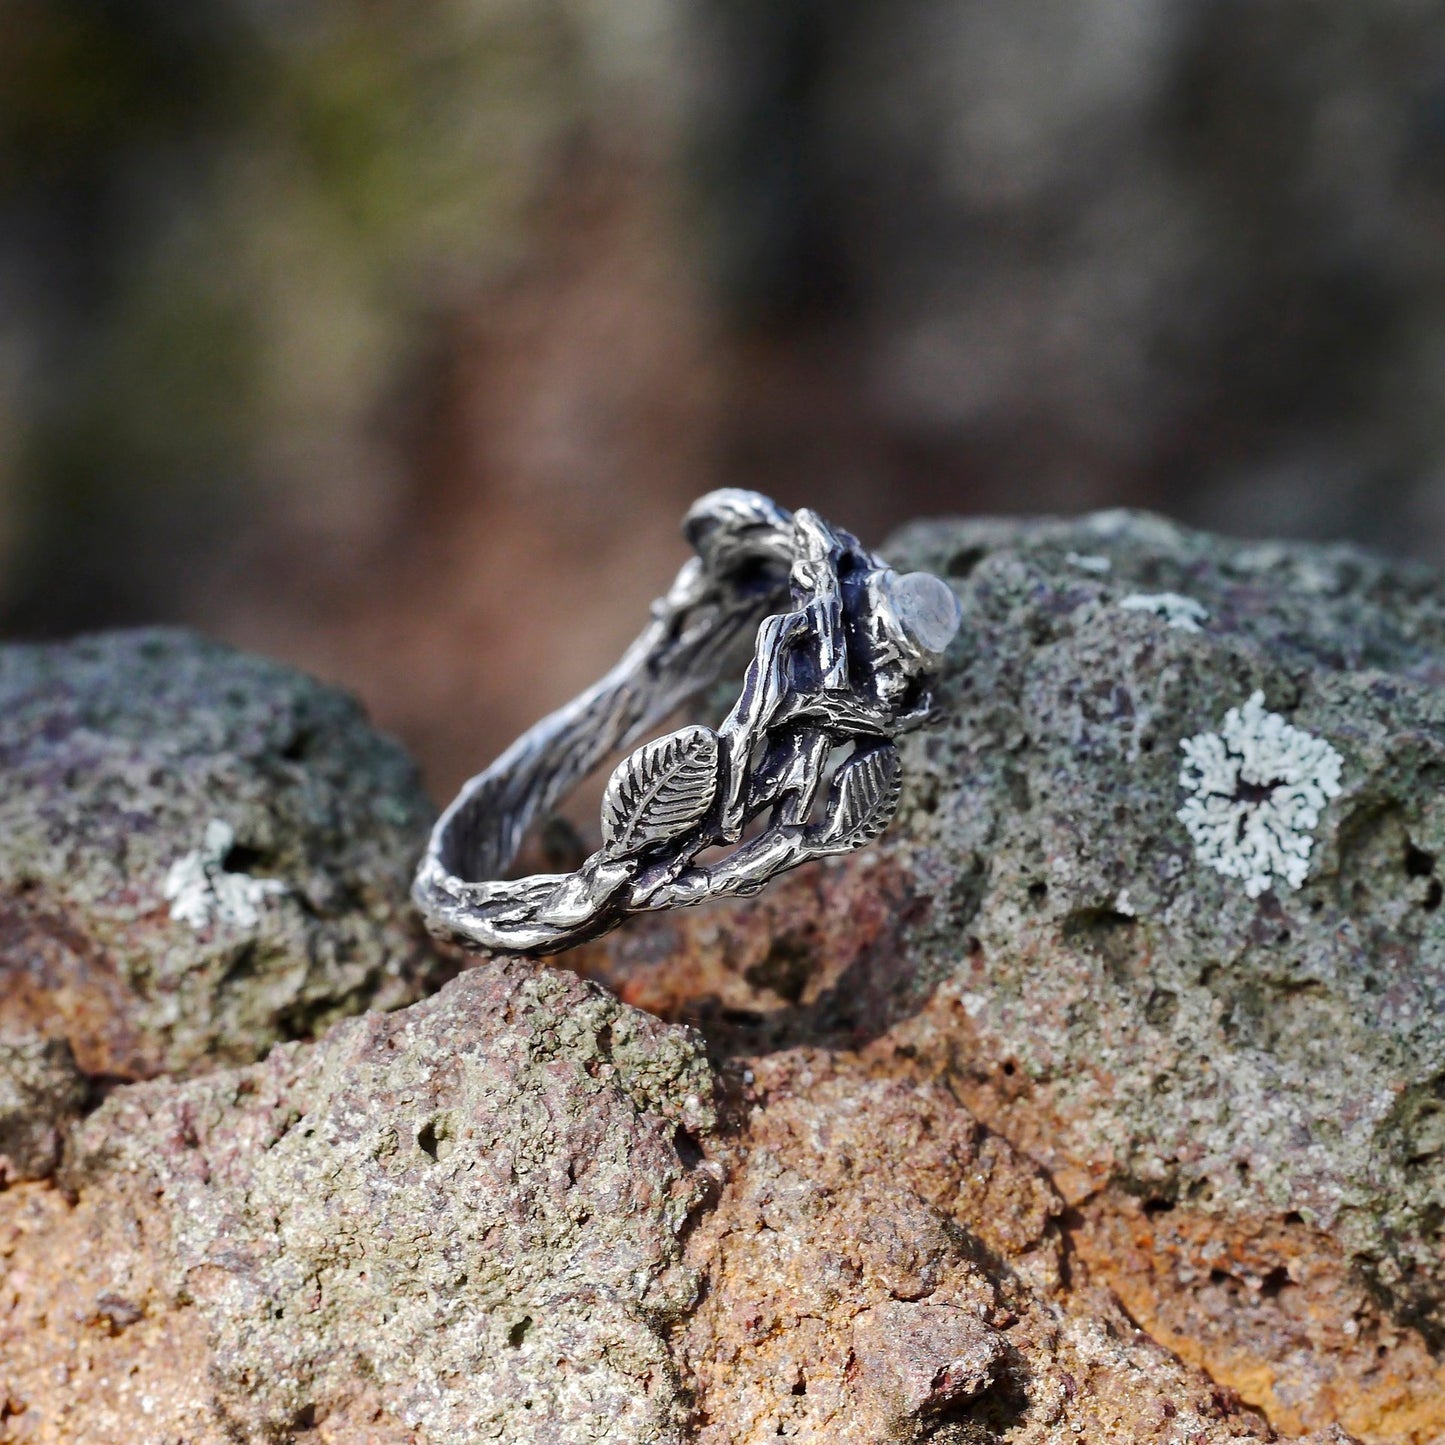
[413,490,962,956]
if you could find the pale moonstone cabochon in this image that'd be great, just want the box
[882,570,963,654]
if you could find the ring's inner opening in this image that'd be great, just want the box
[434,610,772,886]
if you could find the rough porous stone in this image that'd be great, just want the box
[0,627,442,1090]
[5,515,1445,1442]
[2,962,715,1444]
[890,511,1445,1322]
[3,976,1350,1445]
[675,1050,1332,1444]
[573,509,1445,1443]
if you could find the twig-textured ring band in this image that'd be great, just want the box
[413,490,962,956]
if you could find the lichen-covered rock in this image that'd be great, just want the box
[14,962,713,1444]
[574,510,1445,1443]
[888,513,1445,1321]
[0,627,442,1086]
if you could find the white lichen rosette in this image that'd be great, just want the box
[1177,692,1344,898]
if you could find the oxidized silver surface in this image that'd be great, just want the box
[413,490,962,955]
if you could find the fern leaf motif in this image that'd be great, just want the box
[601,725,720,857]
[812,743,903,854]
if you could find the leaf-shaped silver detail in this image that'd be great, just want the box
[811,743,903,854]
[601,725,720,858]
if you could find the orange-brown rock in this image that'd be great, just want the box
[2,962,715,1445]
[1071,1192,1445,1445]
[674,1049,1353,1443]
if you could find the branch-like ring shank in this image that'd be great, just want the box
[413,490,951,955]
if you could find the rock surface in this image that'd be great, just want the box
[3,515,1445,1442]
[576,509,1445,1443]
[0,962,714,1445]
[675,1049,1334,1444]
[0,627,442,1102]
[0,969,1342,1445]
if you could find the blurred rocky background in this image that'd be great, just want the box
[4,0,1445,796]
